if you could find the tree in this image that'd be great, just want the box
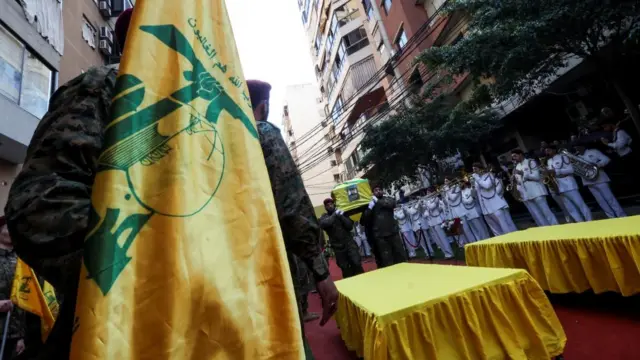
[417,0,640,134]
[358,87,499,188]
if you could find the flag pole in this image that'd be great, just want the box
[0,310,12,358]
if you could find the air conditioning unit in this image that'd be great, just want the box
[98,0,112,18]
[99,27,113,44]
[99,39,112,56]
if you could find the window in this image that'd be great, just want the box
[325,14,339,53]
[314,32,322,56]
[335,2,360,27]
[395,28,408,51]
[331,96,344,126]
[330,42,346,85]
[82,17,97,49]
[344,27,369,55]
[333,174,341,182]
[363,0,374,19]
[301,0,311,24]
[378,41,386,55]
[0,24,53,119]
[382,0,392,14]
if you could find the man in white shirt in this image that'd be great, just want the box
[471,162,518,236]
[544,144,593,222]
[511,149,558,226]
[574,144,626,218]
[601,122,633,158]
[394,206,416,258]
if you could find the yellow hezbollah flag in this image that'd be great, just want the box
[70,1,303,359]
[10,259,56,340]
[41,281,59,341]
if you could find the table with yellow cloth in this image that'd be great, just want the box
[465,216,640,296]
[334,263,566,360]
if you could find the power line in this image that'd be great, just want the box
[296,65,438,173]
[297,67,445,176]
[287,1,451,154]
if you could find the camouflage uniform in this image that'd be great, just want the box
[257,121,330,360]
[0,249,25,344]
[368,197,407,267]
[318,213,363,278]
[4,66,118,360]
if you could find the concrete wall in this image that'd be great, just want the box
[284,84,337,206]
[59,0,112,85]
[0,160,22,216]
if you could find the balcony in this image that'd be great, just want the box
[339,55,377,104]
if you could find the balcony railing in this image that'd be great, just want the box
[340,55,377,102]
[337,9,360,27]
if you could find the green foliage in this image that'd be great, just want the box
[417,0,640,102]
[358,89,499,187]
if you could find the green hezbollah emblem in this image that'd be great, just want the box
[84,24,254,295]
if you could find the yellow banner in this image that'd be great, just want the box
[70,1,302,359]
[10,259,56,340]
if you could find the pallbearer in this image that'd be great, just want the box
[319,198,364,278]
[544,144,593,222]
[511,149,559,226]
[573,144,626,218]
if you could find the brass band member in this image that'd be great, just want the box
[544,144,592,222]
[573,144,626,218]
[511,149,559,226]
[471,162,518,236]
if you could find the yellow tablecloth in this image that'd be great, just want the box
[335,263,566,360]
[465,216,640,296]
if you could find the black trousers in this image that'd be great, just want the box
[333,241,364,279]
[375,234,408,268]
[1,338,17,360]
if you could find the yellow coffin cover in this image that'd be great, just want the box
[331,178,372,215]
[70,1,303,359]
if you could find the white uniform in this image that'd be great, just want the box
[608,129,633,157]
[444,185,476,244]
[354,223,371,257]
[547,154,592,222]
[473,172,517,236]
[408,203,434,256]
[394,207,416,258]
[578,149,626,218]
[461,187,491,240]
[422,197,454,258]
[515,159,558,226]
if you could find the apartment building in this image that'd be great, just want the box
[282,84,338,207]
[298,0,390,182]
[60,0,134,84]
[0,0,132,214]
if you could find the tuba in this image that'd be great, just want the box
[559,149,599,181]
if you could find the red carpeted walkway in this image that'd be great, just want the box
[304,259,640,360]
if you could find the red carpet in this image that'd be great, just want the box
[304,259,640,359]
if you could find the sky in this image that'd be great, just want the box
[226,0,318,124]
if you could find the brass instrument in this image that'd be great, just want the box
[539,157,560,193]
[505,173,524,202]
[559,149,598,181]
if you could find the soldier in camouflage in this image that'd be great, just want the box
[318,199,364,278]
[247,80,338,360]
[0,217,26,358]
[366,186,408,267]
